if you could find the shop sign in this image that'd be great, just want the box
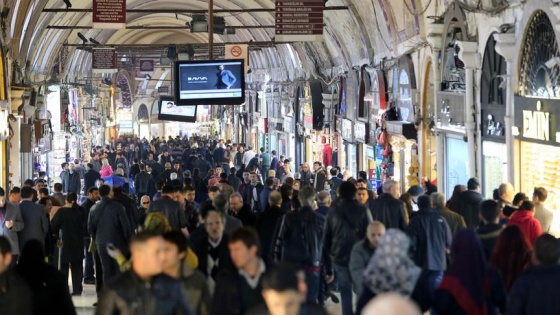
[367,145,375,159]
[335,116,342,133]
[514,96,560,146]
[303,115,313,129]
[369,69,387,123]
[395,55,417,122]
[138,59,154,72]
[355,121,368,143]
[283,117,294,132]
[341,119,353,142]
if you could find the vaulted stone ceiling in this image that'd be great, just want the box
[6,0,451,83]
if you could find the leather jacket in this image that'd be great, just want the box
[322,198,369,274]
[273,206,325,268]
[97,270,192,315]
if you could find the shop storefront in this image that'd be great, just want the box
[513,9,560,235]
[354,121,369,174]
[340,118,355,176]
[436,4,472,196]
[480,34,507,198]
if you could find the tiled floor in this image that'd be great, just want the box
[72,283,344,315]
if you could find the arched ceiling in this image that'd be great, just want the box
[5,0,451,85]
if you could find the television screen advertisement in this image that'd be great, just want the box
[175,59,245,105]
[158,97,197,123]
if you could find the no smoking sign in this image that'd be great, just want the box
[230,45,242,58]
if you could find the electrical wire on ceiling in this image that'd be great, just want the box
[403,0,433,17]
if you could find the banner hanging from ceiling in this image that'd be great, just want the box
[93,0,126,29]
[275,0,324,42]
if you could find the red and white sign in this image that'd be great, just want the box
[275,0,324,42]
[93,0,126,29]
[92,48,118,74]
[225,44,249,74]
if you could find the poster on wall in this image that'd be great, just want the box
[92,48,118,74]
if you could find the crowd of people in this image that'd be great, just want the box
[0,134,560,315]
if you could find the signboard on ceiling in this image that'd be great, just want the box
[92,48,118,74]
[139,59,154,72]
[225,44,249,74]
[275,0,324,42]
[93,0,126,29]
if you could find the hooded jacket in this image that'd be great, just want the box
[507,210,542,244]
[179,262,211,315]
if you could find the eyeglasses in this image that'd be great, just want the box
[142,202,150,205]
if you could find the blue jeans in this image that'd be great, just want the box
[427,270,444,315]
[334,264,353,315]
[304,269,320,303]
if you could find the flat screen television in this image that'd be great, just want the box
[174,59,245,105]
[157,97,197,122]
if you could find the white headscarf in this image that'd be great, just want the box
[363,229,421,296]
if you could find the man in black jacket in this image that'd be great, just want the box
[477,199,504,261]
[148,185,188,231]
[312,162,326,192]
[456,177,483,229]
[51,192,85,295]
[112,185,139,233]
[84,163,101,196]
[68,163,82,194]
[322,182,369,315]
[193,209,234,294]
[273,186,325,302]
[134,164,153,203]
[212,227,266,315]
[256,191,286,263]
[407,195,452,301]
[97,232,192,315]
[88,185,134,283]
[0,236,33,315]
[243,172,264,213]
[229,192,257,227]
[370,180,408,231]
[82,187,100,285]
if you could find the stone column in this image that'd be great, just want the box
[426,23,445,193]
[493,32,517,187]
[456,41,481,179]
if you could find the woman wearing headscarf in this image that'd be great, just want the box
[356,229,431,314]
[435,229,507,315]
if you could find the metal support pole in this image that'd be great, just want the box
[209,0,214,60]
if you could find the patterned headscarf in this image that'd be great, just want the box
[363,229,421,296]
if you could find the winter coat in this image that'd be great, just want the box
[84,169,101,194]
[477,223,505,261]
[0,270,33,315]
[369,193,408,231]
[349,239,375,295]
[506,210,542,244]
[456,190,483,229]
[407,208,452,271]
[180,262,211,315]
[256,206,286,262]
[507,265,560,315]
[437,207,467,236]
[148,196,188,231]
[229,204,257,227]
[18,200,49,251]
[88,197,133,255]
[211,263,266,315]
[323,198,369,273]
[134,171,152,194]
[0,202,24,255]
[273,206,325,268]
[193,234,235,279]
[50,205,86,263]
[68,172,81,194]
[97,270,192,315]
